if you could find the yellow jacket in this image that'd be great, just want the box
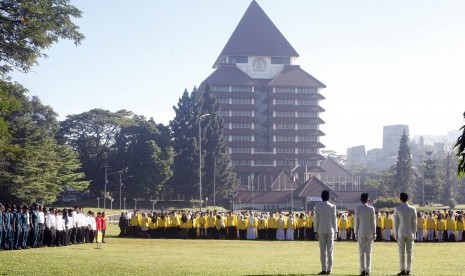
[267,216,277,229]
[258,218,267,230]
[207,215,216,228]
[456,219,464,231]
[437,220,446,231]
[384,217,393,229]
[238,218,247,230]
[339,218,348,230]
[157,217,168,228]
[130,215,141,227]
[376,216,384,229]
[226,214,237,227]
[348,215,354,229]
[198,216,206,228]
[306,215,313,228]
[426,217,436,229]
[286,218,295,230]
[297,218,306,228]
[149,218,157,229]
[141,217,150,228]
[446,217,455,231]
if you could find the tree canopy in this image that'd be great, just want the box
[456,112,465,177]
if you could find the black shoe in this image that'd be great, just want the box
[318,272,327,275]
[360,272,366,276]
[326,271,331,275]
[365,272,370,275]
[406,272,410,275]
[397,271,406,276]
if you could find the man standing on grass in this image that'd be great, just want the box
[314,190,337,275]
[354,193,376,276]
[393,192,417,276]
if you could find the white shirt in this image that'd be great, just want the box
[46,213,56,228]
[89,217,97,231]
[72,211,78,227]
[38,211,45,224]
[55,216,64,231]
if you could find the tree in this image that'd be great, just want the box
[422,151,439,204]
[0,94,88,203]
[320,150,346,166]
[456,112,465,177]
[0,80,23,150]
[395,129,414,195]
[57,109,134,195]
[0,0,84,77]
[197,84,239,201]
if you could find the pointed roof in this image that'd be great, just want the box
[270,169,303,191]
[203,64,261,86]
[296,176,339,199]
[269,65,326,88]
[213,1,299,67]
[319,157,354,182]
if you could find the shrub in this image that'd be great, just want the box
[373,196,400,209]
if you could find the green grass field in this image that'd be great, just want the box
[0,224,463,276]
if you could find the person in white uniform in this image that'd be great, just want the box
[393,193,417,276]
[354,193,376,276]
[314,190,337,275]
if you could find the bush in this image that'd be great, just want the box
[373,197,400,209]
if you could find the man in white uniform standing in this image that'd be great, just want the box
[354,193,376,276]
[393,193,417,276]
[314,190,337,275]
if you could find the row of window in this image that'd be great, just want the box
[230,147,318,154]
[220,110,254,117]
[274,87,317,93]
[275,135,318,142]
[275,123,318,130]
[232,159,319,166]
[212,85,253,92]
[274,111,318,118]
[218,98,254,104]
[275,99,317,106]
[227,56,290,65]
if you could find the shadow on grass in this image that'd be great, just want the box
[242,274,363,276]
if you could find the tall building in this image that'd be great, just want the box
[382,124,409,157]
[346,145,367,166]
[200,1,326,188]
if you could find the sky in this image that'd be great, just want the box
[10,0,465,155]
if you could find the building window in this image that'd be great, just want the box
[277,159,295,166]
[298,135,317,142]
[219,110,229,116]
[212,85,229,92]
[298,123,317,130]
[276,135,295,142]
[276,147,294,153]
[254,160,274,166]
[231,147,252,154]
[275,111,295,118]
[275,99,294,105]
[231,85,252,92]
[275,87,294,93]
[276,123,295,130]
[232,160,251,166]
[298,160,318,166]
[271,57,290,65]
[297,87,317,93]
[298,148,317,154]
[297,111,318,118]
[231,98,253,104]
[231,135,252,141]
[297,99,317,105]
[229,56,248,64]
[218,98,229,104]
[231,110,253,117]
[231,122,253,129]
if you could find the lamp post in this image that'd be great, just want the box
[134,199,137,210]
[151,199,157,213]
[110,198,114,223]
[123,197,126,210]
[205,197,208,209]
[213,156,216,208]
[104,167,108,211]
[290,165,301,213]
[199,113,210,212]
[97,197,100,211]
[119,173,132,213]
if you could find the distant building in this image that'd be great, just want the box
[383,124,409,158]
[200,1,326,188]
[346,145,367,167]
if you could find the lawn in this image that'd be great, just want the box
[0,225,463,276]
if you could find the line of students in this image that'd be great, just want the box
[119,208,465,242]
[0,203,107,250]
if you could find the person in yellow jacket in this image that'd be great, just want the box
[297,213,306,240]
[285,213,295,240]
[416,212,426,242]
[257,214,267,240]
[347,211,355,240]
[198,212,207,239]
[226,211,237,239]
[168,211,180,239]
[214,213,226,239]
[306,211,315,240]
[456,214,464,241]
[179,212,189,239]
[383,212,393,241]
[338,214,348,240]
[130,210,141,237]
[149,213,158,238]
[376,212,384,241]
[267,212,277,240]
[445,213,455,241]
[276,213,286,240]
[140,213,150,237]
[437,213,446,242]
[426,212,436,242]
[206,211,216,239]
[188,213,198,239]
[237,214,247,240]
[246,212,258,240]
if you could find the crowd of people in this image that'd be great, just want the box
[117,208,465,242]
[0,203,106,250]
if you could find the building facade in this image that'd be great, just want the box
[201,1,326,188]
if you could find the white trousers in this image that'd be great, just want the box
[416,229,423,241]
[384,229,391,241]
[318,233,334,272]
[397,236,414,272]
[438,230,444,241]
[358,237,374,273]
[427,229,434,241]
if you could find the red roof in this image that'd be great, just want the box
[269,65,326,88]
[203,64,261,86]
[296,176,339,198]
[213,1,299,67]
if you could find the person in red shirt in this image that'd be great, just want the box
[95,212,103,243]
[101,212,107,243]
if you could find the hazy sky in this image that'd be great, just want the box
[11,0,465,155]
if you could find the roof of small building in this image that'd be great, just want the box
[213,1,299,67]
[268,65,326,88]
[319,157,354,181]
[233,190,292,204]
[296,176,339,199]
[270,169,302,191]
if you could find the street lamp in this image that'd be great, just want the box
[134,199,137,210]
[151,199,157,213]
[110,198,114,223]
[205,197,209,209]
[97,197,100,211]
[119,173,133,213]
[123,197,126,210]
[199,113,210,212]
[290,165,301,213]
